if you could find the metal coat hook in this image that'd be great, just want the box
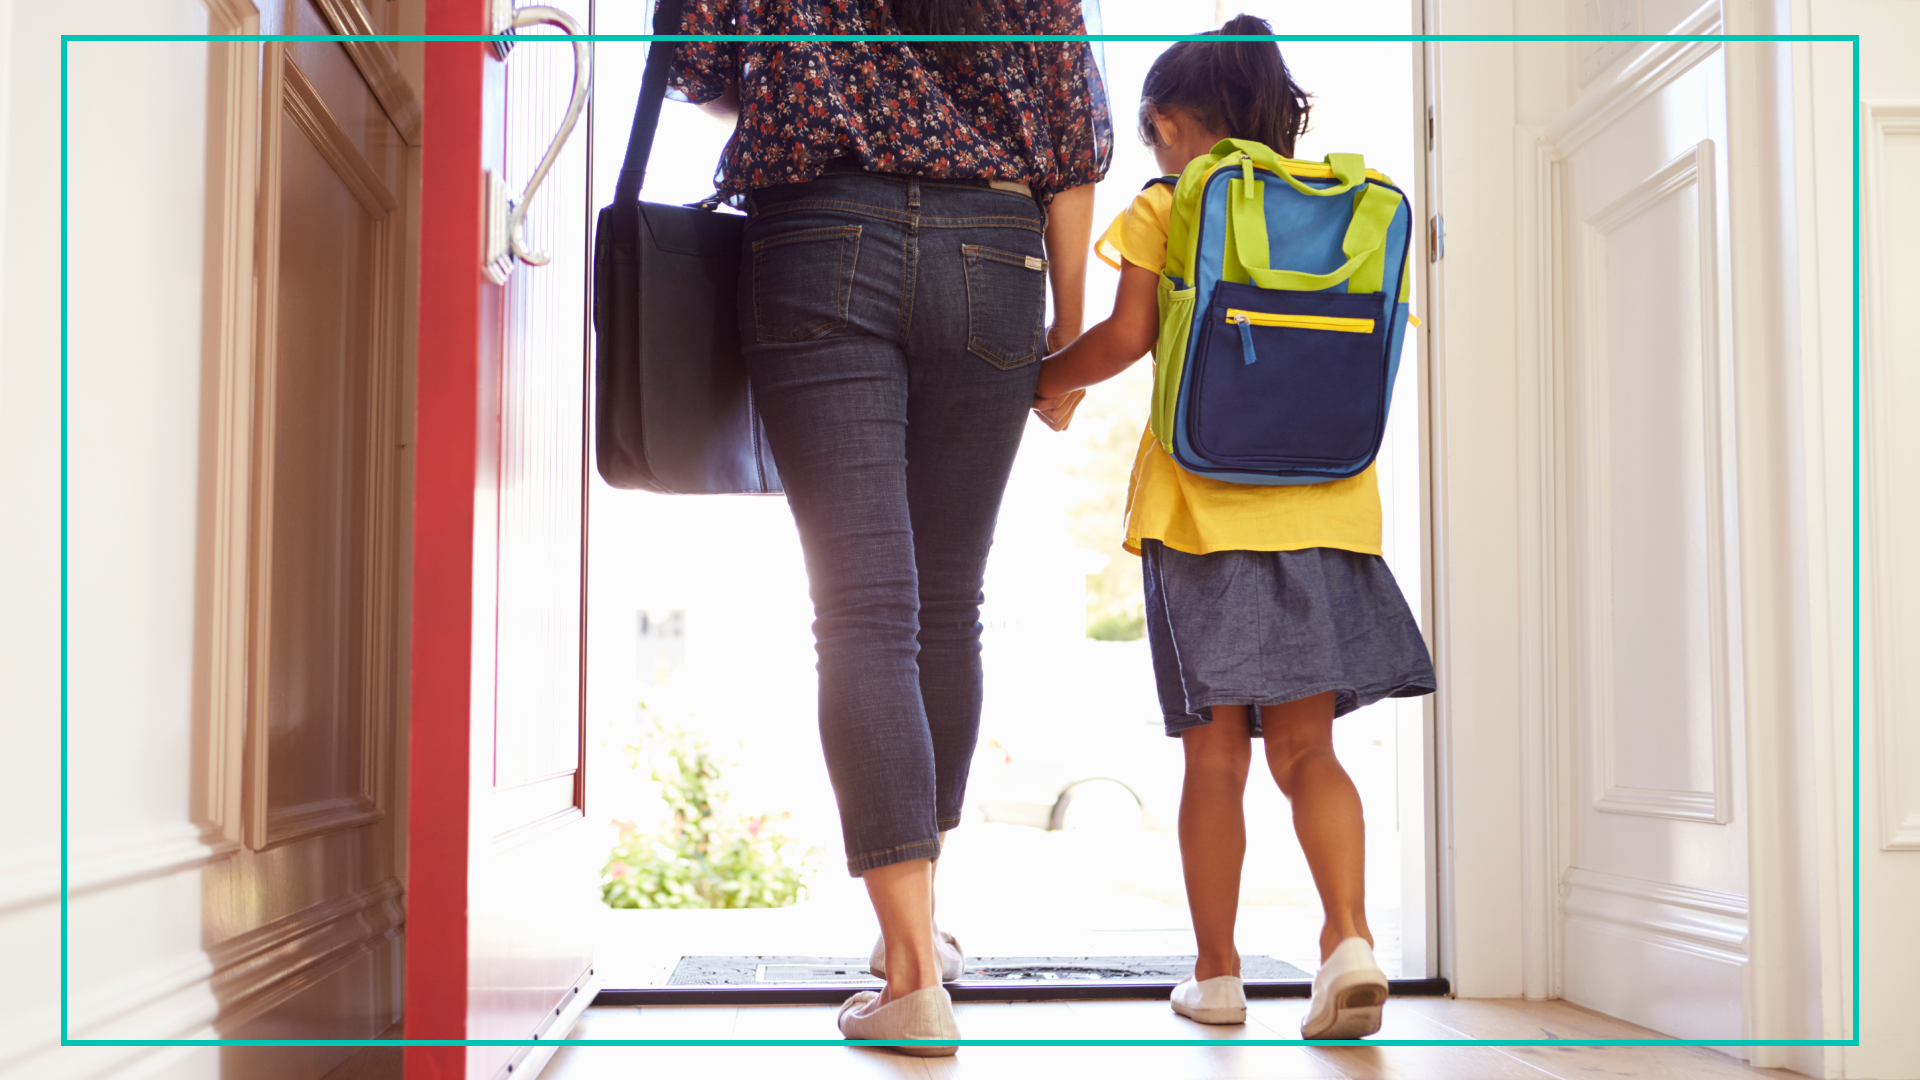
[484,3,592,284]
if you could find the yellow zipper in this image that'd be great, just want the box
[1225,309,1375,333]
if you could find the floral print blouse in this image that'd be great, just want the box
[663,0,1113,204]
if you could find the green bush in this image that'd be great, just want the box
[1086,609,1146,642]
[600,717,817,910]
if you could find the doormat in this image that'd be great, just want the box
[668,954,1311,987]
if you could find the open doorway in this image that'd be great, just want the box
[580,0,1435,997]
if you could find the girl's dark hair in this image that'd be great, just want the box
[1138,14,1312,158]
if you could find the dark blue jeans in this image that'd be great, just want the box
[741,170,1047,876]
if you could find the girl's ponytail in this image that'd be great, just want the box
[1139,14,1312,158]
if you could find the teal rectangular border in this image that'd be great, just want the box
[59,30,1861,1052]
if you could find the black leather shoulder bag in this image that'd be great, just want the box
[592,0,781,494]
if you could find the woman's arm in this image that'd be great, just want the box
[1043,183,1096,353]
[1034,260,1160,399]
[696,82,740,122]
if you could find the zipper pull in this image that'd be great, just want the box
[1235,313,1258,366]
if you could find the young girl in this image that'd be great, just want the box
[1034,16,1437,1039]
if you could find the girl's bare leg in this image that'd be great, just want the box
[1179,706,1254,981]
[1259,692,1372,962]
[864,858,942,1002]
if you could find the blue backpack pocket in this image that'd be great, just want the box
[1186,280,1392,473]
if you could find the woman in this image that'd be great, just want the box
[664,0,1112,1053]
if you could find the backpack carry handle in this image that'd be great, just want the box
[615,0,690,203]
[1215,140,1368,197]
[1229,178,1403,293]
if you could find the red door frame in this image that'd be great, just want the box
[406,0,485,1072]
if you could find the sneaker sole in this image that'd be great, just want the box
[1302,981,1388,1040]
[1171,999,1248,1025]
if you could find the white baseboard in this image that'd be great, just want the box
[1561,867,1748,1040]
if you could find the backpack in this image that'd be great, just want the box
[1150,139,1416,485]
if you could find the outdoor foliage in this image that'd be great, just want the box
[600,715,817,909]
[1065,366,1153,641]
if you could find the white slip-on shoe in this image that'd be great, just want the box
[1301,937,1389,1040]
[868,927,964,982]
[837,986,960,1057]
[1170,974,1248,1025]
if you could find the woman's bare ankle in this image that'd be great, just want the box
[1318,921,1373,962]
[1192,948,1241,982]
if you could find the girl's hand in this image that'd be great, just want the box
[1032,388,1086,432]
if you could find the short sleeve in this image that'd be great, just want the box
[661,0,738,106]
[1032,0,1113,193]
[1094,186,1172,273]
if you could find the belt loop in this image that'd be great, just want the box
[907,177,921,211]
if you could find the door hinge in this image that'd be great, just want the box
[484,170,513,285]
[1428,214,1444,262]
[1426,105,1434,152]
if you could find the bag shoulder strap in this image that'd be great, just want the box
[614,0,689,203]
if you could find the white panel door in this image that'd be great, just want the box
[1553,48,1749,1040]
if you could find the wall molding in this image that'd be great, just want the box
[309,0,422,145]
[209,878,405,1029]
[0,879,402,1070]
[1573,139,1737,827]
[1546,2,1723,155]
[0,824,238,915]
[1562,866,1749,964]
[1862,102,1920,851]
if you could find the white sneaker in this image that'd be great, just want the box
[1170,974,1247,1025]
[1301,937,1389,1039]
[869,926,964,982]
[837,986,960,1056]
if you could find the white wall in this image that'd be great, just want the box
[1,4,226,1078]
[1797,3,1920,1078]
[1429,0,1916,1073]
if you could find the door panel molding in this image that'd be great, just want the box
[1520,38,1750,1029]
[1862,102,1920,851]
[1546,2,1721,155]
[193,0,262,857]
[282,56,400,218]
[245,44,405,852]
[1577,139,1735,827]
[308,0,423,144]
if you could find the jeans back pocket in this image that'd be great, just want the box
[962,244,1048,369]
[752,225,862,343]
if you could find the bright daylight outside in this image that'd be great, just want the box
[582,0,1428,991]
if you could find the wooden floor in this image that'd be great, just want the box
[542,996,1801,1080]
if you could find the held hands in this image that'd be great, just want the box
[1033,322,1085,432]
[1032,388,1085,432]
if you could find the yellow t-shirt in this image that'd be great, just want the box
[1098,183,1383,558]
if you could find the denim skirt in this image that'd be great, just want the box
[1141,540,1437,737]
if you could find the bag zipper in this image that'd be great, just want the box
[1227,309,1375,333]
